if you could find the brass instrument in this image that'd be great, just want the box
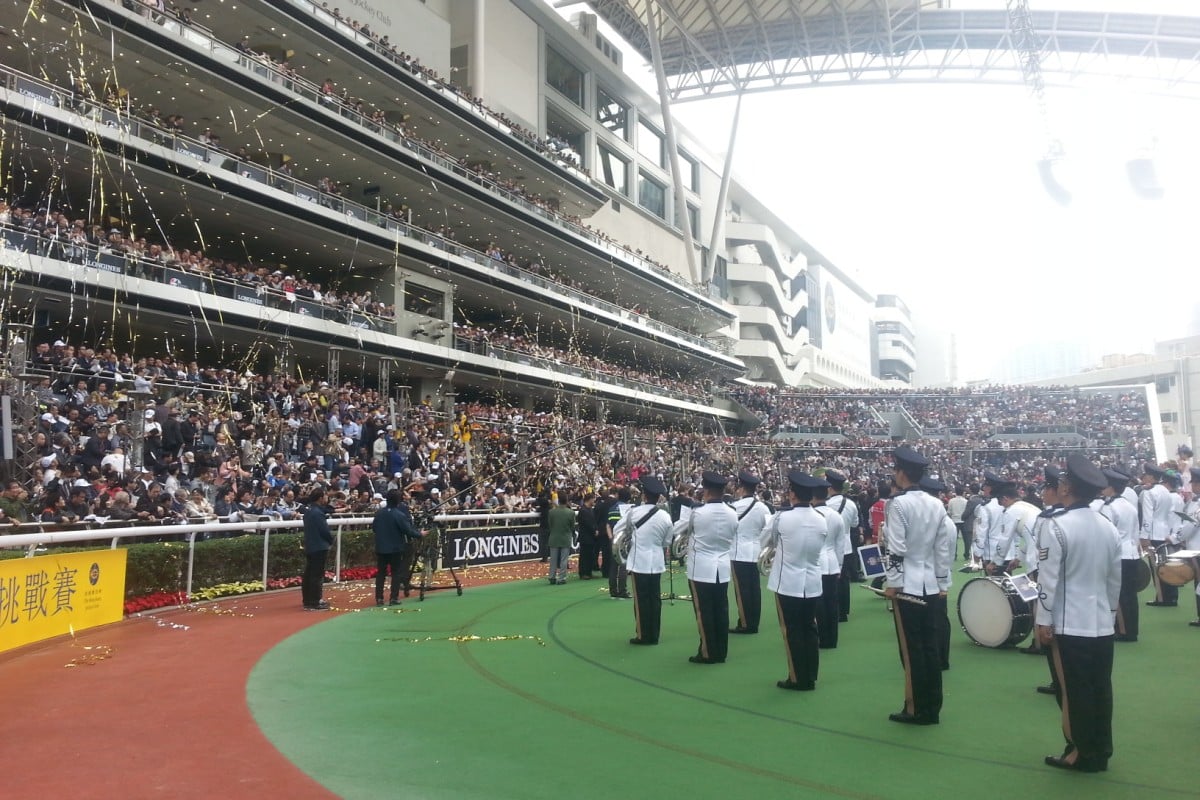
[758,513,781,577]
[612,518,631,565]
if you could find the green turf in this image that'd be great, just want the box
[247,567,1198,800]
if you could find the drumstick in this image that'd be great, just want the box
[859,584,928,606]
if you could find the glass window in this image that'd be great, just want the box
[638,171,666,219]
[680,152,699,193]
[545,46,584,108]
[597,145,628,196]
[546,103,586,167]
[404,283,445,317]
[637,119,663,168]
[596,86,628,140]
[687,205,699,238]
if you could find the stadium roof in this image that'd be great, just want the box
[583,1,1200,100]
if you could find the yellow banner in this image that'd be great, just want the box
[0,549,128,654]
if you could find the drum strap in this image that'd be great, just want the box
[737,498,757,521]
[634,507,659,529]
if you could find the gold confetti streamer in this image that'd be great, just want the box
[377,634,546,647]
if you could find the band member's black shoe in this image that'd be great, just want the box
[888,710,937,725]
[688,655,724,664]
[729,626,757,634]
[776,680,815,691]
[1036,684,1058,695]
[1044,755,1107,772]
[629,638,657,645]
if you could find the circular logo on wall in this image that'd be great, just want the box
[89,562,101,585]
[824,283,837,334]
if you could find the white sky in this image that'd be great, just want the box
[557,1,1200,383]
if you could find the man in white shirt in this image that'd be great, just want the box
[729,470,769,634]
[812,480,847,649]
[1140,463,1178,607]
[825,469,860,621]
[623,476,675,646]
[673,471,738,665]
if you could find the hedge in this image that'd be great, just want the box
[0,528,378,597]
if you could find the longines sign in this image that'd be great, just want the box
[443,525,579,567]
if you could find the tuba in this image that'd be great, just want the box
[612,517,631,565]
[758,514,781,576]
[670,514,692,562]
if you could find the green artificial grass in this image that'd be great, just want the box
[248,567,1197,800]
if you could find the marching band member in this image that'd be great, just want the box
[884,446,953,726]
[1036,454,1121,773]
[918,475,955,671]
[812,479,847,649]
[993,480,1041,576]
[1140,463,1178,607]
[1171,466,1200,626]
[1027,467,1062,691]
[1098,468,1142,642]
[730,470,769,635]
[826,470,860,621]
[674,471,738,664]
[623,476,675,646]
[971,472,1005,572]
[763,470,828,691]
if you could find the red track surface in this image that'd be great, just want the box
[0,563,550,798]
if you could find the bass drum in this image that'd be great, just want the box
[1132,557,1153,593]
[1158,557,1197,587]
[957,576,1034,648]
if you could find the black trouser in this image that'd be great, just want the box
[631,571,662,643]
[839,554,854,617]
[730,559,761,632]
[817,574,840,648]
[302,549,328,607]
[597,536,612,579]
[375,544,412,602]
[893,596,942,722]
[1051,634,1114,765]
[1117,558,1140,638]
[776,594,820,686]
[608,559,628,597]
[689,579,729,661]
[577,537,597,578]
[929,593,950,670]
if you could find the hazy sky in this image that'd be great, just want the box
[563,1,1200,382]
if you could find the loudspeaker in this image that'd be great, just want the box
[1126,158,1164,200]
[1037,159,1071,207]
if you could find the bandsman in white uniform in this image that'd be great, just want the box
[673,471,738,664]
[1169,466,1200,626]
[918,475,955,671]
[971,472,1005,572]
[1027,467,1063,691]
[1097,468,1142,642]
[623,476,675,646]
[993,481,1041,575]
[826,469,860,620]
[1036,454,1121,773]
[1140,463,1178,606]
[812,479,847,649]
[884,446,953,726]
[729,470,769,635]
[762,470,828,691]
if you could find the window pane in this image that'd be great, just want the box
[637,120,663,168]
[596,86,628,140]
[545,46,583,108]
[638,171,665,218]
[681,152,699,193]
[598,146,628,196]
[405,283,444,317]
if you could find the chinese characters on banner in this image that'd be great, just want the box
[0,550,128,654]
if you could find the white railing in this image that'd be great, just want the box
[0,511,542,601]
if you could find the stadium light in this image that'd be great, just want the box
[1037,158,1072,207]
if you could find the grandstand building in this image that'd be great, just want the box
[0,0,909,445]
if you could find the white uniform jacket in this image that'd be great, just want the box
[763,507,826,598]
[1140,483,1173,541]
[730,495,770,563]
[972,498,1003,560]
[621,503,674,574]
[884,488,954,596]
[995,500,1041,565]
[814,505,847,575]
[1035,504,1121,637]
[827,493,860,557]
[674,500,738,583]
[1171,498,1200,549]
[1094,495,1140,560]
[1169,492,1185,541]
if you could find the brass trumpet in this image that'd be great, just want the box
[757,543,776,577]
[670,528,690,562]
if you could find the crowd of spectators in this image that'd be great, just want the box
[0,337,1161,537]
[102,0,700,292]
[0,200,396,321]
